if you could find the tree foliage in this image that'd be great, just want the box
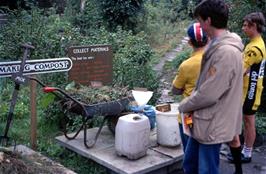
[99,0,145,32]
[0,8,80,61]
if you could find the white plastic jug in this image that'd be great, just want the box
[156,110,181,147]
[115,114,150,160]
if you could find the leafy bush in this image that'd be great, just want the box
[0,82,30,121]
[171,48,192,69]
[113,31,158,91]
[99,0,145,32]
[226,0,254,43]
[142,1,191,59]
[0,7,84,85]
[256,112,266,134]
[0,8,78,60]
[64,0,103,33]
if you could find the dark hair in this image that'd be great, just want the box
[243,12,266,33]
[193,0,229,29]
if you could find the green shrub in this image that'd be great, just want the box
[0,82,30,121]
[171,48,192,69]
[0,7,83,85]
[113,31,158,91]
[143,0,191,58]
[99,0,145,32]
[64,0,103,33]
[0,8,76,60]
[256,112,266,134]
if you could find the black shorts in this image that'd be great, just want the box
[243,107,256,115]
[243,98,257,115]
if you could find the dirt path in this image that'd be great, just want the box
[154,37,188,104]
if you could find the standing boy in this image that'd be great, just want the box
[178,0,244,174]
[172,22,208,152]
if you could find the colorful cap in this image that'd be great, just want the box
[187,23,207,45]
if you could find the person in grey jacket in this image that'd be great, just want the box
[178,0,244,174]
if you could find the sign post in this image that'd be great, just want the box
[0,57,73,149]
[0,57,73,78]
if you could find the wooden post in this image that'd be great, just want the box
[30,76,37,150]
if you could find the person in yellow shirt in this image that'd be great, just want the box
[172,22,208,152]
[228,12,266,174]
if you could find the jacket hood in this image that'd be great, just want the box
[205,31,244,58]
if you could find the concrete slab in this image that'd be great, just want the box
[56,127,183,174]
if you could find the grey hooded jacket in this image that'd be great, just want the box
[178,31,244,144]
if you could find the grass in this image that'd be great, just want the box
[147,19,191,66]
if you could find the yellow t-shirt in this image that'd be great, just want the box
[243,35,266,111]
[172,49,204,122]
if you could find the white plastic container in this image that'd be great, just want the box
[156,110,181,147]
[170,103,179,112]
[115,114,150,160]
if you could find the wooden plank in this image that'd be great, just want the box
[56,127,183,174]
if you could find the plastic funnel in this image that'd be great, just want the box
[132,90,153,109]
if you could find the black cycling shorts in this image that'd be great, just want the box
[243,98,257,115]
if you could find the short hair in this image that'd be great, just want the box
[193,0,229,29]
[187,23,208,48]
[243,12,266,33]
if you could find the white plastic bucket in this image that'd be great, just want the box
[115,114,150,160]
[156,110,181,147]
[170,103,179,112]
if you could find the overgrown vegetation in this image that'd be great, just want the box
[171,48,192,70]
[0,0,192,173]
[1,0,265,173]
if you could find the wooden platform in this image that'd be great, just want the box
[55,127,183,174]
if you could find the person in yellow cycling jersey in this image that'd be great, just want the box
[172,22,208,152]
[228,12,266,174]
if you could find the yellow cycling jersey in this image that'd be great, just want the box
[243,35,266,112]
